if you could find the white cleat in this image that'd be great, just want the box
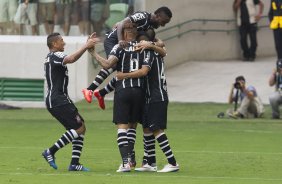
[116,163,131,172]
[157,163,179,173]
[135,163,157,172]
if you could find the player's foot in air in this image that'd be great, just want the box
[82,89,93,103]
[68,164,90,171]
[93,90,105,110]
[42,149,58,170]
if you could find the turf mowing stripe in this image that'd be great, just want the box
[1,172,282,181]
[1,146,282,155]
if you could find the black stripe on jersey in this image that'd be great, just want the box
[113,41,150,91]
[45,52,71,108]
[145,53,168,104]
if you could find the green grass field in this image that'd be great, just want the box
[1,101,282,184]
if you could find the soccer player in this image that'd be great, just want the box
[90,29,167,166]
[82,6,172,104]
[42,32,97,171]
[90,31,166,110]
[89,22,153,172]
[116,32,179,173]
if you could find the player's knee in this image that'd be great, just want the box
[76,123,86,135]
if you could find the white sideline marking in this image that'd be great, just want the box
[0,172,282,181]
[0,146,282,155]
[175,150,282,155]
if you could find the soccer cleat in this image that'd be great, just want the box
[128,152,136,168]
[135,163,157,172]
[157,163,179,173]
[116,163,131,172]
[93,90,105,110]
[68,164,90,171]
[228,111,244,119]
[42,149,58,170]
[82,89,93,103]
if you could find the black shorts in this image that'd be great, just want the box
[47,103,84,130]
[113,88,144,124]
[142,101,168,131]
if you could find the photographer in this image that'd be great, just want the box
[269,60,282,119]
[228,75,264,118]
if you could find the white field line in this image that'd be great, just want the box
[0,172,282,181]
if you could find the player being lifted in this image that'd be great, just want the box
[82,6,172,106]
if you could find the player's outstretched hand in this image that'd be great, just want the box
[87,32,100,53]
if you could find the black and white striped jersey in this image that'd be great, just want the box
[145,52,168,104]
[44,52,72,109]
[109,41,153,92]
[129,11,153,31]
[106,11,153,40]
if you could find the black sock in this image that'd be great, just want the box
[49,129,78,155]
[87,68,113,91]
[144,133,156,165]
[71,134,84,165]
[99,77,116,96]
[117,129,129,165]
[156,132,176,166]
[127,128,136,162]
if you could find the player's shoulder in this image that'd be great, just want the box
[130,11,150,22]
[110,44,121,55]
[53,52,66,58]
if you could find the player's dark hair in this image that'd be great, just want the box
[137,29,155,41]
[47,32,60,48]
[146,29,156,41]
[235,75,245,82]
[136,31,147,41]
[122,22,137,38]
[155,6,172,18]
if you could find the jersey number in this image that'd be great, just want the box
[130,58,139,72]
[160,62,167,91]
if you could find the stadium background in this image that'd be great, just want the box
[0,0,275,106]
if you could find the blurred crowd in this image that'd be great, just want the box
[0,0,134,36]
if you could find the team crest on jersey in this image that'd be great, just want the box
[131,13,146,22]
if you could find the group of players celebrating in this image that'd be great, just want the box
[42,6,179,173]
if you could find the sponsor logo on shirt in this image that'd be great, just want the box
[131,13,146,22]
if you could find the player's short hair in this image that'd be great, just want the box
[235,75,245,82]
[47,32,60,49]
[146,29,156,41]
[137,29,155,41]
[123,22,137,30]
[155,6,172,18]
[122,22,137,35]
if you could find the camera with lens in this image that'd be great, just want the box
[234,82,241,89]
